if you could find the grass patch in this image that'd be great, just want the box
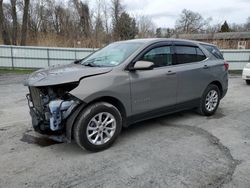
[228,70,242,75]
[0,68,37,74]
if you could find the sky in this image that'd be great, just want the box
[120,0,250,28]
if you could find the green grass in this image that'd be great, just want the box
[228,70,242,75]
[0,68,37,74]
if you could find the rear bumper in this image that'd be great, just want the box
[242,68,250,80]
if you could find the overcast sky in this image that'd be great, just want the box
[120,0,250,28]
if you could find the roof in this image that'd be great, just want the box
[171,32,250,40]
[116,38,214,46]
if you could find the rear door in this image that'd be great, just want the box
[172,41,210,104]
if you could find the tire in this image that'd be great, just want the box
[197,84,221,116]
[246,80,250,85]
[74,102,122,152]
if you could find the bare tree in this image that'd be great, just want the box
[10,0,18,45]
[245,17,250,31]
[20,0,30,45]
[0,0,11,45]
[175,9,211,34]
[93,0,105,46]
[136,15,156,38]
[73,0,91,38]
[102,1,110,35]
[28,0,42,33]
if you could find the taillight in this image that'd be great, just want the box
[224,61,229,71]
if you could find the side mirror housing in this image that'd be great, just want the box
[129,61,154,71]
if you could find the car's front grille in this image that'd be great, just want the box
[29,87,43,113]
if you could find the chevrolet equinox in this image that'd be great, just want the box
[25,39,228,151]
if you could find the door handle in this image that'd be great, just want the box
[203,65,209,69]
[166,71,176,75]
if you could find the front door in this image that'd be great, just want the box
[129,44,178,115]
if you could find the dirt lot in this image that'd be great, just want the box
[0,74,250,188]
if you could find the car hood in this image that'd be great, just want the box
[24,63,112,87]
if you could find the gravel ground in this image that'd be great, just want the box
[0,73,250,188]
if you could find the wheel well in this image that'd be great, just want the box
[210,81,223,97]
[87,96,127,126]
[69,96,127,141]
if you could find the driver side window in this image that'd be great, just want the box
[140,46,173,68]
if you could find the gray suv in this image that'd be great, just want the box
[25,39,228,151]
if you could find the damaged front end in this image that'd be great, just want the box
[26,83,81,140]
[24,63,113,142]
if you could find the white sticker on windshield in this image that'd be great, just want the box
[110,61,119,65]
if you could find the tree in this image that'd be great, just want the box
[136,15,155,38]
[0,0,11,45]
[20,0,30,45]
[93,0,105,46]
[156,28,162,38]
[73,0,91,38]
[117,12,138,40]
[101,0,111,43]
[175,9,211,34]
[245,17,250,31]
[111,0,123,40]
[220,21,230,32]
[10,0,17,45]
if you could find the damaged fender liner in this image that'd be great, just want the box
[65,102,87,143]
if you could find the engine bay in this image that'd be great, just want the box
[27,83,80,133]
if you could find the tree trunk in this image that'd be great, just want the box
[0,0,11,45]
[20,0,30,46]
[11,0,17,45]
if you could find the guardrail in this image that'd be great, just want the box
[0,45,249,70]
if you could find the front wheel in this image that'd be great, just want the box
[74,102,122,152]
[197,84,220,116]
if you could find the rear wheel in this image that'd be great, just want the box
[197,84,220,116]
[74,102,122,152]
[246,80,250,85]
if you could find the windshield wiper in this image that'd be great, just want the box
[83,62,101,67]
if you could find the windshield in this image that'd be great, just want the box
[80,42,142,67]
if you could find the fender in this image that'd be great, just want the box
[65,102,87,142]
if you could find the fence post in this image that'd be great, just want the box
[75,49,77,60]
[10,46,14,70]
[47,48,50,67]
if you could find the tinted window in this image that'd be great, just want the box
[196,48,207,61]
[141,46,172,67]
[201,44,224,59]
[175,46,206,64]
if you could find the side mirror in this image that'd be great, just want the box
[130,61,154,71]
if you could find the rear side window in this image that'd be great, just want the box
[141,46,173,67]
[201,44,224,59]
[175,46,206,64]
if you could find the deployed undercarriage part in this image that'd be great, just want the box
[49,99,77,131]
